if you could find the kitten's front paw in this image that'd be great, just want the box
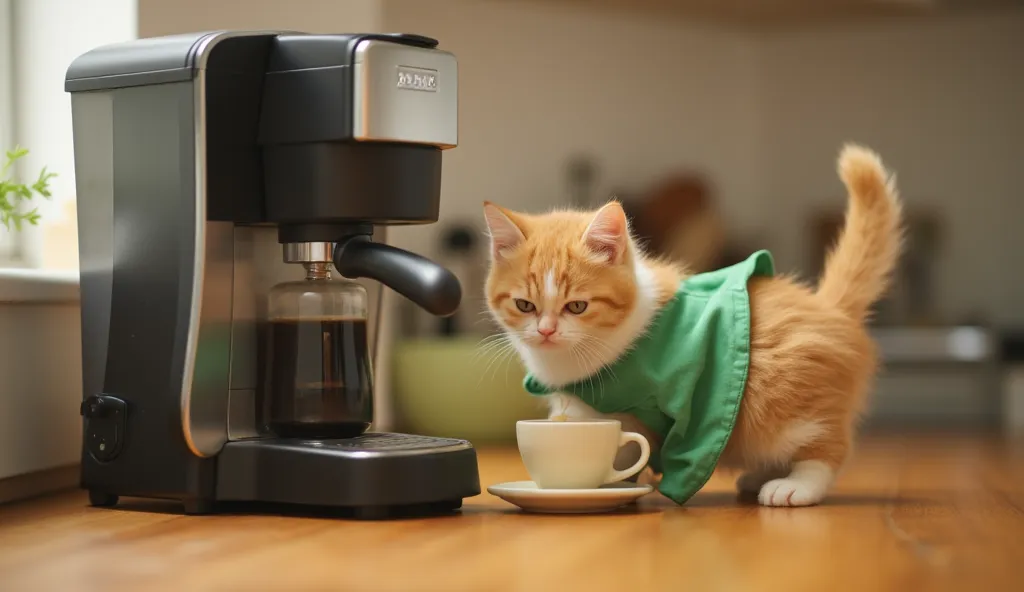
[638,468,662,487]
[757,478,827,507]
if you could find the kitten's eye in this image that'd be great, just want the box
[565,301,588,314]
[515,299,536,313]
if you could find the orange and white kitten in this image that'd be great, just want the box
[483,144,902,507]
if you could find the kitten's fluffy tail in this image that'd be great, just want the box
[817,144,904,322]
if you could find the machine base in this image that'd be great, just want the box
[219,497,465,520]
[84,433,481,519]
[88,490,119,507]
[87,493,466,520]
[213,432,480,519]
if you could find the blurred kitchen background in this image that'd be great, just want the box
[2,0,1022,476]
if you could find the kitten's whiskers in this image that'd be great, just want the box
[474,331,528,389]
[574,338,608,404]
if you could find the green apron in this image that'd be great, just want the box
[524,250,775,504]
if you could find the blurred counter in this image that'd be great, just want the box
[868,325,998,428]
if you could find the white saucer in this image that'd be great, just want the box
[487,481,653,514]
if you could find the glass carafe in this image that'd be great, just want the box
[265,263,373,439]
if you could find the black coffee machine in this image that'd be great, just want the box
[64,31,481,518]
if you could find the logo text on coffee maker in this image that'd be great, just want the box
[396,66,438,92]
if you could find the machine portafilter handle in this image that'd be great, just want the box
[334,236,462,317]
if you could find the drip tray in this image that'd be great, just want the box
[293,432,471,455]
[214,432,481,517]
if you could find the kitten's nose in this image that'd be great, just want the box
[538,326,556,337]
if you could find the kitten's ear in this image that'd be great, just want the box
[583,201,629,264]
[483,201,526,260]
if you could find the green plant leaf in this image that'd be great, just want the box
[24,207,40,226]
[0,146,54,231]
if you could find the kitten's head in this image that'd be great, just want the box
[482,201,639,353]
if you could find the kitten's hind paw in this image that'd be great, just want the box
[758,478,826,507]
[757,460,834,507]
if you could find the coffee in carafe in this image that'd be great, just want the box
[266,262,373,439]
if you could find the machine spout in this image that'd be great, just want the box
[334,236,462,317]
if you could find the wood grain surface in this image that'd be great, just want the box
[1,433,1022,591]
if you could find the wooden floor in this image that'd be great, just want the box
[1,433,1023,591]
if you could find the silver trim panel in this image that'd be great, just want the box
[225,225,296,442]
[181,30,289,458]
[352,40,458,148]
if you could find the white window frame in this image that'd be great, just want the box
[0,0,26,267]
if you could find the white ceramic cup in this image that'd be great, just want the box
[516,419,651,489]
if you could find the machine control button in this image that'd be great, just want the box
[81,394,127,463]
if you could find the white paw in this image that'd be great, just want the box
[757,478,826,507]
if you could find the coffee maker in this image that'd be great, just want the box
[65,31,481,518]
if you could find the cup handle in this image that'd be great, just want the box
[604,431,651,484]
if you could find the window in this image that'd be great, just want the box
[0,0,18,266]
[0,0,136,271]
